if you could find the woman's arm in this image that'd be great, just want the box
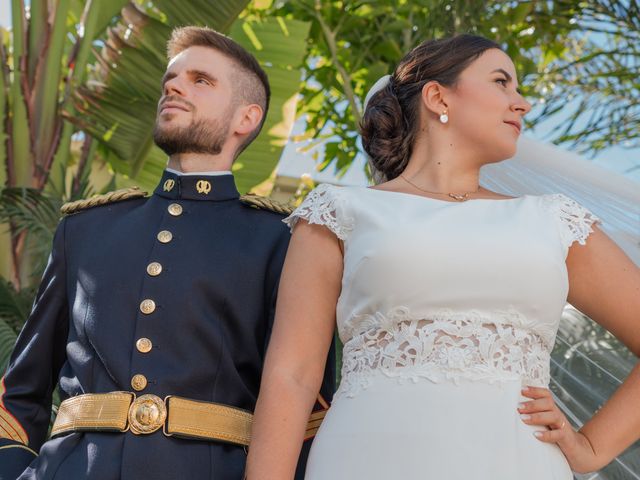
[565,226,640,469]
[522,226,640,473]
[245,220,343,479]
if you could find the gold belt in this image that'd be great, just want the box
[51,392,327,446]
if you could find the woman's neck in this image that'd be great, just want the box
[401,135,482,194]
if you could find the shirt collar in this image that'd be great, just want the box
[165,167,232,176]
[154,169,240,201]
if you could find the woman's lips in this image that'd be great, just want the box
[504,121,521,134]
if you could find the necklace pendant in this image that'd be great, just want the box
[448,192,469,202]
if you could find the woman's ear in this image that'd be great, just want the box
[420,81,449,117]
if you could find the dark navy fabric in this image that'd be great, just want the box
[0,170,335,479]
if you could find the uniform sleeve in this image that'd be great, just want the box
[545,194,601,250]
[0,218,69,477]
[283,184,353,241]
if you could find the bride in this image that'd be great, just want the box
[245,34,640,479]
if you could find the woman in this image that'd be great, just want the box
[245,34,640,479]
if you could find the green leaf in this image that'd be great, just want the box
[228,16,312,193]
[0,188,61,265]
[9,0,32,187]
[31,0,72,187]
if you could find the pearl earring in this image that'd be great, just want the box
[439,111,449,124]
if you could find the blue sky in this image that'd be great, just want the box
[1,4,637,183]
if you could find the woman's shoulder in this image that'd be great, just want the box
[536,193,601,248]
[282,183,356,240]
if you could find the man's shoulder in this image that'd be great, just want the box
[60,187,149,216]
[238,194,293,217]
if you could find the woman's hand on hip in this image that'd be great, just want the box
[519,386,600,473]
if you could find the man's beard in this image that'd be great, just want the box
[153,114,231,156]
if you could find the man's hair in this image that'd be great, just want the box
[167,26,270,158]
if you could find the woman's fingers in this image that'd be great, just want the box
[520,385,574,446]
[518,396,554,413]
[521,386,551,399]
[520,410,566,430]
[532,428,565,444]
[521,388,596,470]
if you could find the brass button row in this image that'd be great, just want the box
[133,204,181,393]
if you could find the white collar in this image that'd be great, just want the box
[165,167,232,176]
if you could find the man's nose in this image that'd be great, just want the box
[163,76,185,96]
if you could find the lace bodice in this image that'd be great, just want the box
[284,185,600,398]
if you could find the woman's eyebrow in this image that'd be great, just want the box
[491,68,522,94]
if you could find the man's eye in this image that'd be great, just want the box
[196,78,210,85]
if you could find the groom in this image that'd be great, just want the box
[0,26,333,479]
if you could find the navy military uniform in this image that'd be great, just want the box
[0,170,334,479]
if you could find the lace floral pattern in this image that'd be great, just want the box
[282,184,353,240]
[542,194,600,248]
[337,307,552,398]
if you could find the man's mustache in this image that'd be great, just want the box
[158,96,196,112]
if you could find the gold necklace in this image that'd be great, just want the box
[399,174,480,202]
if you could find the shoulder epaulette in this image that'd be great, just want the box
[239,193,293,216]
[60,187,147,215]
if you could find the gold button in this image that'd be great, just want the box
[140,299,156,314]
[147,262,162,276]
[168,203,183,216]
[131,374,148,391]
[136,338,153,353]
[157,230,173,243]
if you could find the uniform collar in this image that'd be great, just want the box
[154,169,240,201]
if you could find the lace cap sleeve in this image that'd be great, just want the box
[282,183,353,240]
[543,194,601,249]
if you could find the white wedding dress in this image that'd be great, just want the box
[284,184,600,480]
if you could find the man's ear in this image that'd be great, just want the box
[234,104,263,136]
[420,80,449,117]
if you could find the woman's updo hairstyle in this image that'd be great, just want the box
[360,34,501,182]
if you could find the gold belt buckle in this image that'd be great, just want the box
[128,394,167,435]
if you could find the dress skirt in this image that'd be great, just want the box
[305,372,573,479]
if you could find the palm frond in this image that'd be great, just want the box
[0,188,62,276]
[0,279,35,333]
[0,188,61,241]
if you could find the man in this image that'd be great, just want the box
[0,26,334,479]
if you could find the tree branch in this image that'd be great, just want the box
[314,0,362,126]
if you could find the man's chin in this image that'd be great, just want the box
[156,115,189,127]
[154,122,189,139]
